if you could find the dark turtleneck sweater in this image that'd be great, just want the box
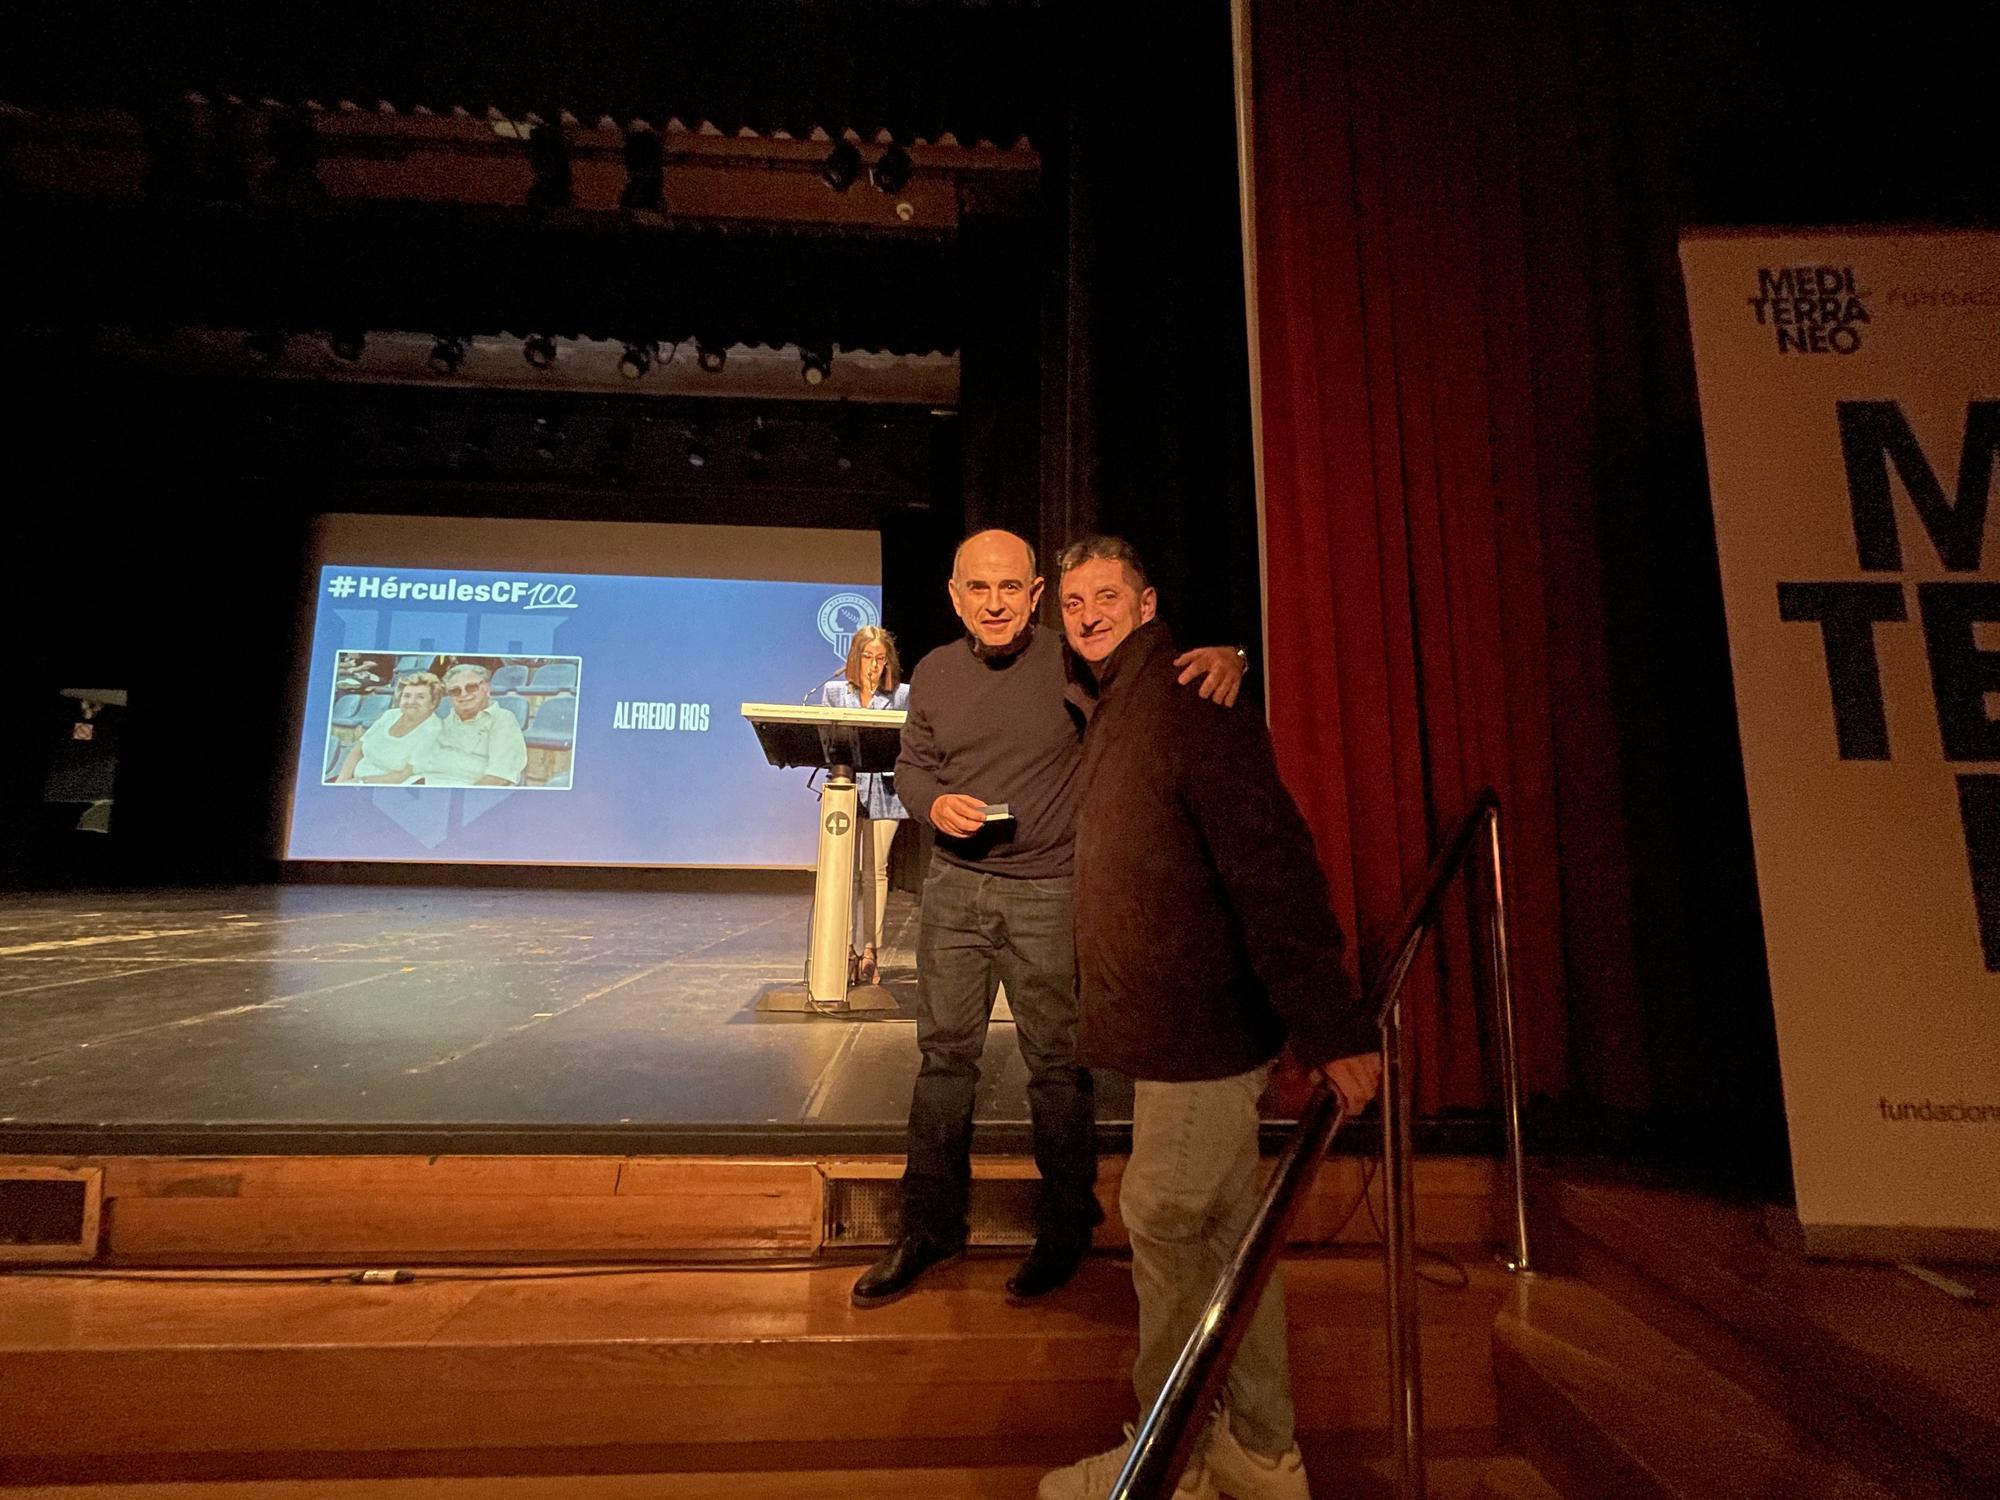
[894,624,1083,879]
[1072,618,1375,1080]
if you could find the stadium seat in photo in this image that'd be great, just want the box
[524,694,577,785]
[520,662,579,698]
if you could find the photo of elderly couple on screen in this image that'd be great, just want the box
[323,653,581,790]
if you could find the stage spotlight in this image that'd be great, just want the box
[263,107,325,208]
[522,332,558,370]
[201,98,254,204]
[243,328,285,365]
[869,144,913,195]
[819,139,862,193]
[695,340,727,374]
[531,415,566,462]
[746,417,772,473]
[620,128,665,214]
[328,329,365,363]
[617,341,655,381]
[428,335,468,376]
[526,121,573,210]
[799,345,832,387]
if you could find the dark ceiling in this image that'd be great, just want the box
[2,0,1054,143]
[2,1,1059,361]
[9,199,975,354]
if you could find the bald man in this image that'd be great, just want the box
[852,529,1244,1308]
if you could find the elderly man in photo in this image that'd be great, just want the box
[851,528,1246,1310]
[414,662,528,788]
[1039,535,1383,1500]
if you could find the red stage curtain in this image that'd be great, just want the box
[1247,0,1609,1109]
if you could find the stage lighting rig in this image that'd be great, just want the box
[799,345,833,387]
[869,144,913,196]
[328,329,366,363]
[617,341,656,381]
[695,340,727,374]
[819,139,862,192]
[522,333,558,370]
[428,335,468,375]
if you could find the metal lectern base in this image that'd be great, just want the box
[754,982,903,1016]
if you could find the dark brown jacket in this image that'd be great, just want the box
[1072,620,1375,1082]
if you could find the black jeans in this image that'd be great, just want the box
[901,860,1100,1244]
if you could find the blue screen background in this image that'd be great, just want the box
[286,563,880,866]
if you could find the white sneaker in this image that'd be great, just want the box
[1038,1424,1220,1500]
[1203,1410,1312,1500]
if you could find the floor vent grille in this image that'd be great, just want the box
[823,1174,1041,1247]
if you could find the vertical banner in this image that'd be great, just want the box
[1681,229,1999,1260]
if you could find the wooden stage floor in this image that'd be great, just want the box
[0,884,1136,1154]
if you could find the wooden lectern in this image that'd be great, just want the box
[741,702,907,1013]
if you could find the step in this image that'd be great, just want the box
[0,1451,1568,1500]
[1,1152,1501,1264]
[1467,1455,1568,1500]
[0,1250,1512,1485]
[1494,1275,1902,1500]
[1531,1168,2000,1498]
[0,1467,1054,1499]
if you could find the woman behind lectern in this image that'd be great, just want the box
[814,626,908,983]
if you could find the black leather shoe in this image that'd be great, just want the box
[851,1236,966,1308]
[1005,1232,1090,1301]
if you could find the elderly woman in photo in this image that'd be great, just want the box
[813,625,909,984]
[335,672,442,784]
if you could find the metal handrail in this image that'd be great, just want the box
[1110,789,1531,1500]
